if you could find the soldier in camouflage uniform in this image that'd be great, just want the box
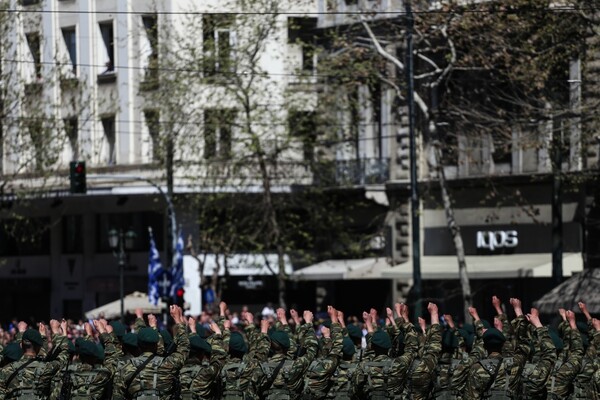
[113,305,189,400]
[179,318,226,399]
[302,306,343,399]
[221,315,270,400]
[327,335,358,400]
[0,343,23,368]
[0,320,69,400]
[254,309,318,400]
[403,303,442,400]
[546,309,583,399]
[62,339,112,400]
[353,303,419,399]
[573,302,600,399]
[433,314,465,399]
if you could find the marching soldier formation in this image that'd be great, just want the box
[0,297,599,399]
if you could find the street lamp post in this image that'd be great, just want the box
[108,228,136,322]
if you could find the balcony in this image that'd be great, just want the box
[314,158,390,186]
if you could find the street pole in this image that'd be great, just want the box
[119,229,125,323]
[552,129,563,286]
[406,0,422,320]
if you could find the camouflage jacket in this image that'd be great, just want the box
[546,323,583,398]
[353,321,419,398]
[404,323,442,400]
[65,362,113,400]
[254,322,318,399]
[0,333,69,399]
[112,322,189,400]
[179,333,227,399]
[303,322,343,399]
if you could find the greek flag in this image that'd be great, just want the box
[148,229,165,305]
[170,231,185,299]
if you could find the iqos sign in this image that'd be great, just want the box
[476,230,518,251]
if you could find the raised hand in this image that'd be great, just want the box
[401,304,410,323]
[84,322,94,337]
[328,306,338,324]
[260,319,270,334]
[428,303,439,325]
[223,320,232,330]
[579,302,592,321]
[219,301,228,317]
[386,307,397,328]
[559,308,567,322]
[60,319,68,336]
[303,310,314,324]
[210,321,222,335]
[527,308,542,328]
[394,303,402,319]
[290,309,301,325]
[148,314,158,328]
[277,308,288,325]
[444,314,455,329]
[337,311,346,328]
[364,312,374,333]
[593,318,600,332]
[362,311,370,324]
[492,296,503,315]
[566,310,577,330]
[94,320,106,334]
[242,311,254,325]
[321,326,331,338]
[468,307,480,322]
[418,317,427,334]
[510,298,523,317]
[370,308,378,327]
[106,323,114,334]
[50,320,61,335]
[170,305,183,324]
[38,322,47,337]
[17,321,27,333]
[135,308,144,319]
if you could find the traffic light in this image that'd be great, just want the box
[175,287,185,307]
[69,161,86,194]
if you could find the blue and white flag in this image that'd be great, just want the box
[170,231,185,299]
[148,228,166,305]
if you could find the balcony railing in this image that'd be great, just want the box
[313,158,390,186]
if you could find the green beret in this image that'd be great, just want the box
[582,333,589,349]
[160,329,173,346]
[67,340,76,354]
[74,337,86,349]
[480,319,492,329]
[23,329,43,347]
[269,330,290,349]
[2,343,23,362]
[347,324,362,340]
[342,337,356,357]
[576,321,589,334]
[190,335,212,354]
[548,329,564,351]
[458,329,474,350]
[138,328,160,345]
[371,330,392,350]
[229,332,248,354]
[462,324,475,335]
[110,321,126,338]
[442,329,459,350]
[123,333,138,348]
[482,328,506,347]
[322,320,332,329]
[95,343,105,360]
[195,323,208,338]
[78,340,104,360]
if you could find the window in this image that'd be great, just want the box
[288,18,318,73]
[61,27,77,74]
[25,32,42,80]
[204,109,235,159]
[144,110,160,162]
[203,14,234,78]
[62,215,83,254]
[64,117,78,161]
[20,0,41,5]
[101,116,116,165]
[0,218,51,256]
[491,132,512,165]
[99,22,115,74]
[27,118,47,170]
[141,15,159,85]
[289,111,317,162]
[96,212,164,253]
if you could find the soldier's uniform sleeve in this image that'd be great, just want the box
[410,323,443,400]
[163,322,190,371]
[305,323,343,394]
[497,313,515,354]
[188,333,227,398]
[133,317,146,332]
[549,325,583,397]
[248,330,270,362]
[100,332,123,374]
[464,361,491,400]
[280,324,298,359]
[39,333,50,359]
[450,335,485,392]
[287,322,318,392]
[522,326,556,396]
[40,333,70,391]
[112,358,135,400]
[396,320,419,366]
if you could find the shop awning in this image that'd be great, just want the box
[292,253,583,281]
[291,258,401,281]
[385,253,583,280]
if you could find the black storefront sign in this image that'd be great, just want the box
[424,222,581,256]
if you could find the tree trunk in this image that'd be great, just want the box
[433,144,472,323]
